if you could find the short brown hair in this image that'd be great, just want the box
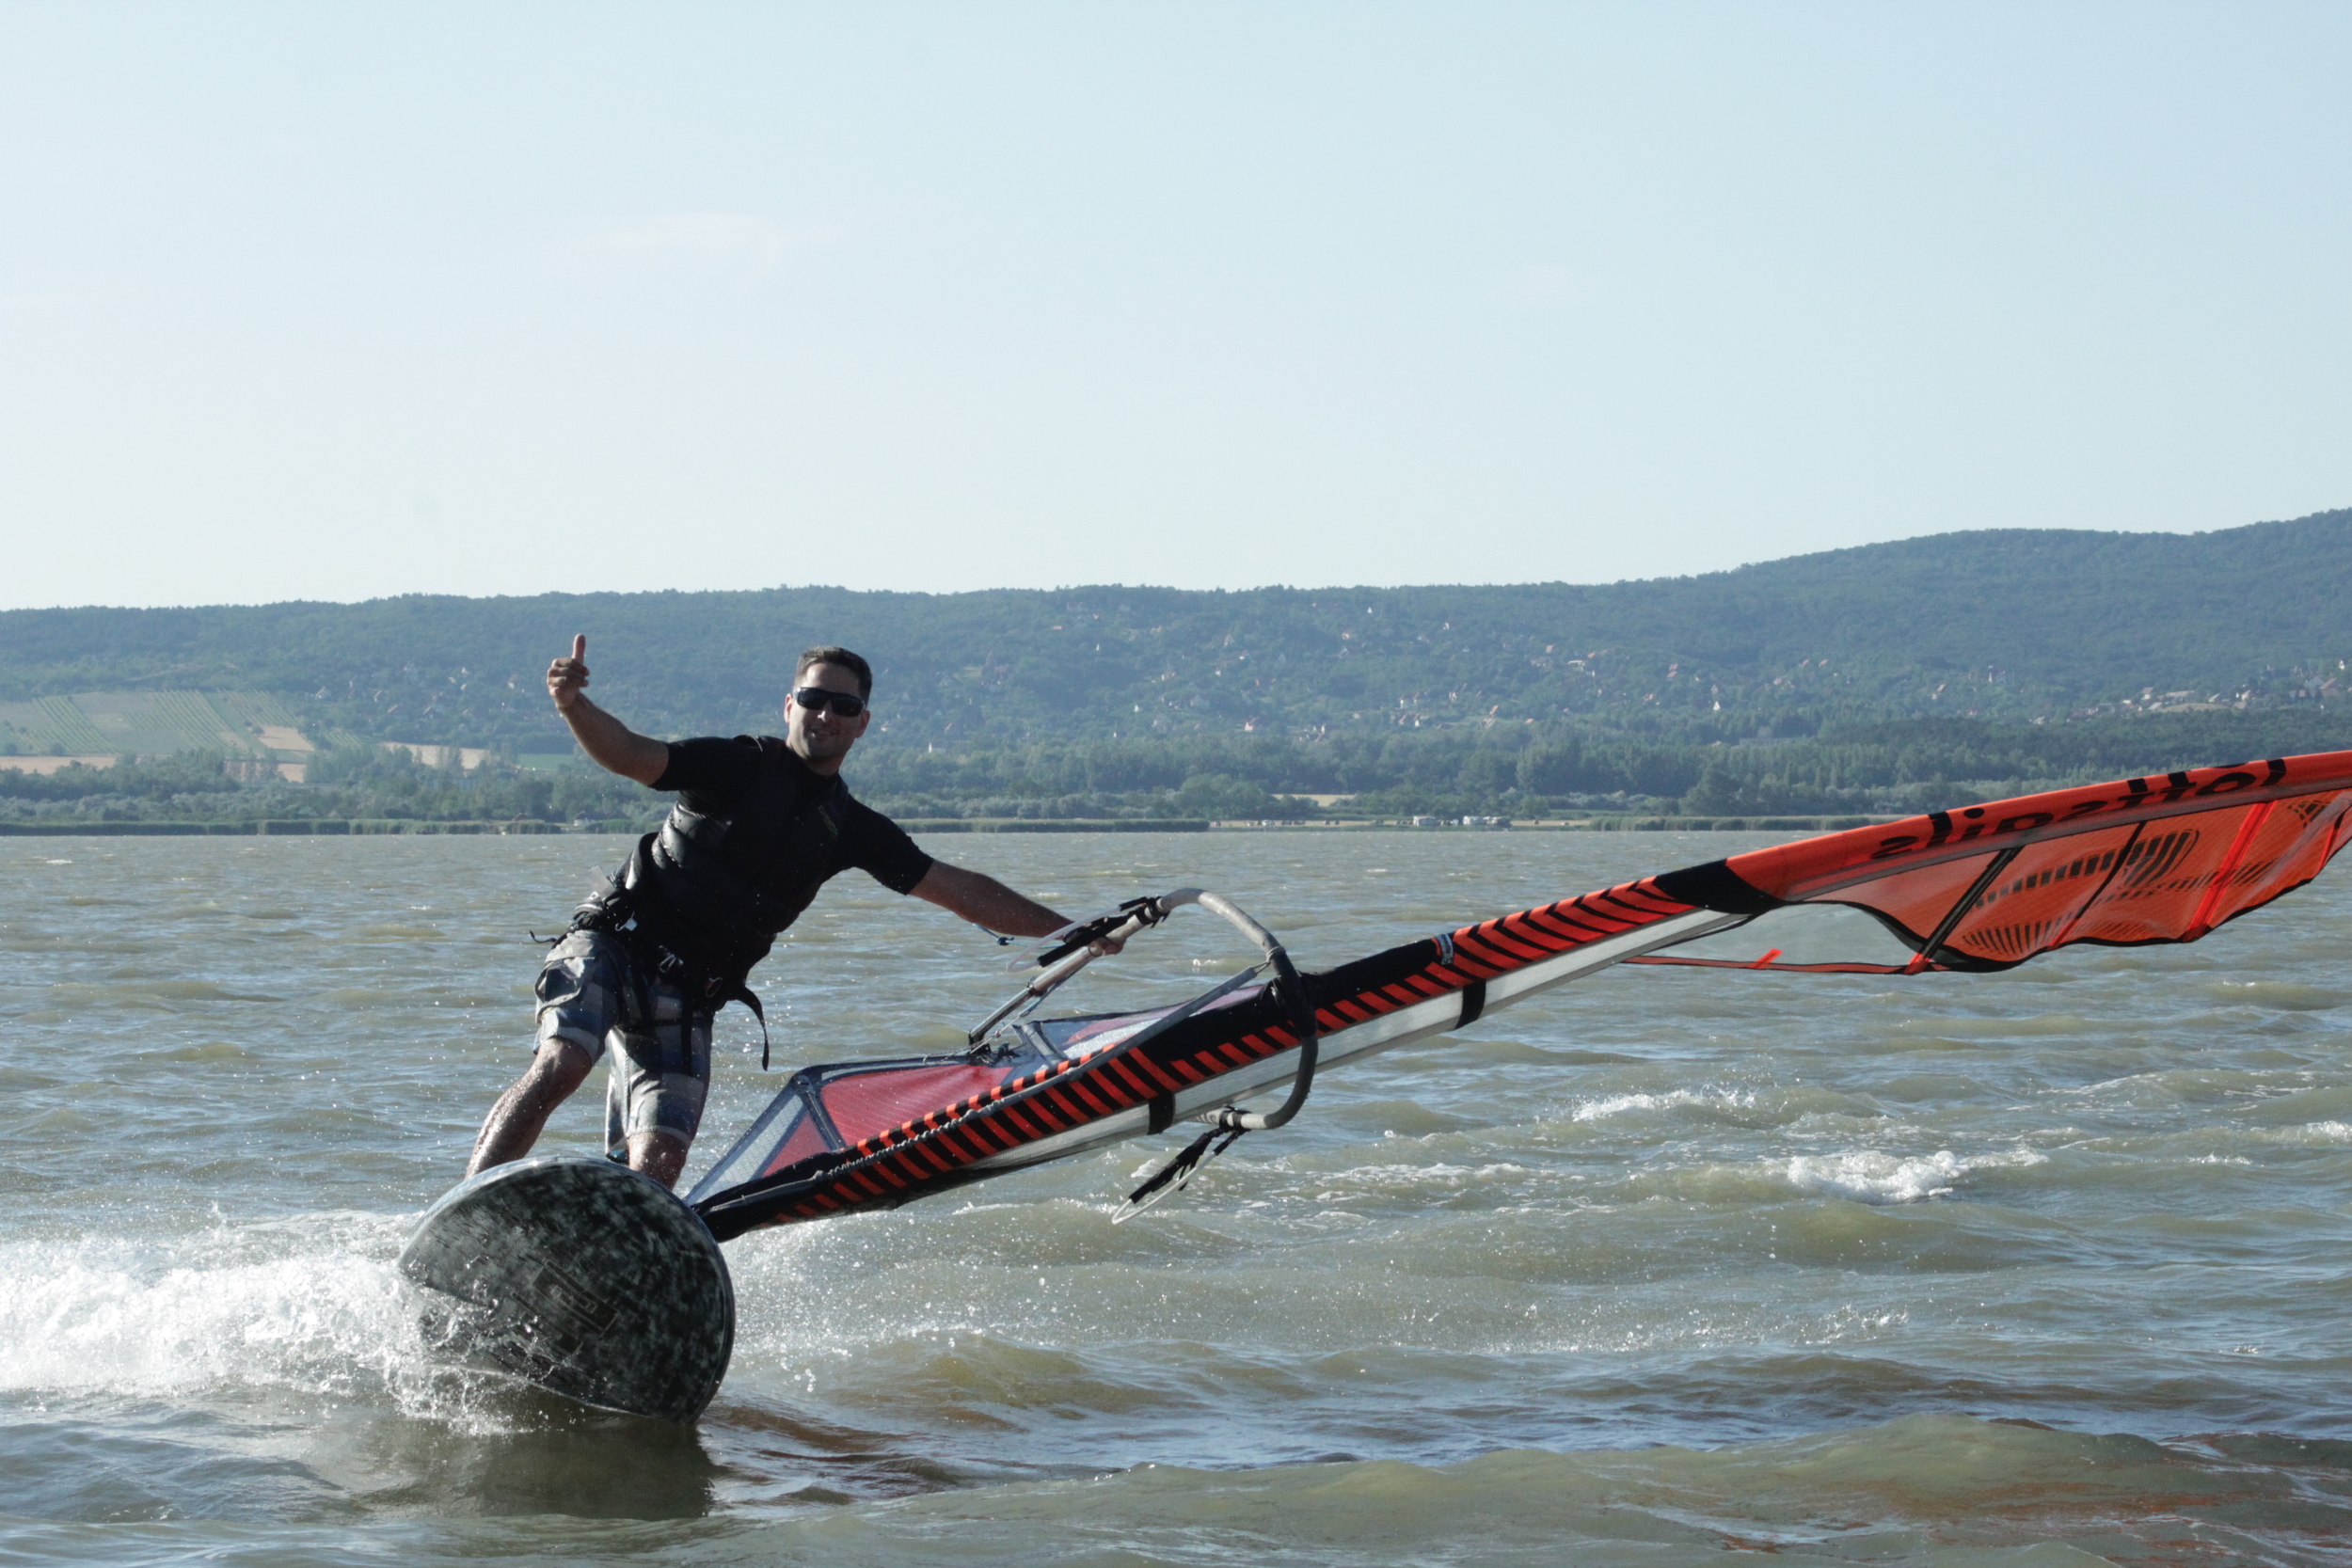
[796,645,874,699]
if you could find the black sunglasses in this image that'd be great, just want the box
[791,686,867,718]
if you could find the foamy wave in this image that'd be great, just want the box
[2256,1120,2352,1145]
[1782,1148,2044,1204]
[0,1224,478,1419]
[1304,1161,1533,1200]
[1574,1089,1754,1122]
[0,1243,399,1396]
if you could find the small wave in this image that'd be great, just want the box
[1298,1160,1533,1191]
[47,980,286,1005]
[2242,1085,2352,1126]
[2208,980,2348,1012]
[1888,1013,2112,1037]
[1573,1089,1755,1122]
[1782,1148,2044,1204]
[2253,1119,2352,1146]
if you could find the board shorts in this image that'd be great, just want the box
[532,929,715,1154]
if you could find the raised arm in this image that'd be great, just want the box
[548,634,670,787]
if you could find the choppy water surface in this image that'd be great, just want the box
[4,832,2351,1565]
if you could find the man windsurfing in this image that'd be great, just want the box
[467,635,1099,1189]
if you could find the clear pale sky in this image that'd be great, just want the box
[2,2,2344,610]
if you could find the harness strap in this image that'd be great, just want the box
[633,937,771,1069]
[717,980,771,1070]
[564,879,775,1069]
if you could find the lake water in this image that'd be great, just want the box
[5,830,2351,1566]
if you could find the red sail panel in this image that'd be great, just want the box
[1804,851,2015,952]
[821,1063,1017,1146]
[1711,752,2352,971]
[1938,823,2169,963]
[1727,755,2352,904]
[756,1110,829,1180]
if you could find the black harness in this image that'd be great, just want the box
[567,738,855,1069]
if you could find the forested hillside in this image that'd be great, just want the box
[4,511,2346,826]
[4,510,2346,754]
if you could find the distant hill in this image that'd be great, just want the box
[3,508,2346,752]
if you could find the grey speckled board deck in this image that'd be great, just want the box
[400,1156,734,1423]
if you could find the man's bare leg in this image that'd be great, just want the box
[467,1039,596,1177]
[623,1130,691,1190]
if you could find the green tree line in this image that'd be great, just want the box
[0,746,652,826]
[8,712,2341,825]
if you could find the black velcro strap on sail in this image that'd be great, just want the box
[1651,858,1783,915]
[1457,978,1486,1028]
[1148,1092,1175,1133]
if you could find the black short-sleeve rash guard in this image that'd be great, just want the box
[653,736,933,896]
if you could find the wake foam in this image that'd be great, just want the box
[0,1216,504,1426]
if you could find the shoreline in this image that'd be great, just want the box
[0,814,1890,837]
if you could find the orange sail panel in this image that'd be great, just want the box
[1639,752,2352,973]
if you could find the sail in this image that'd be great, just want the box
[690,751,2352,1241]
[1633,752,2352,973]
